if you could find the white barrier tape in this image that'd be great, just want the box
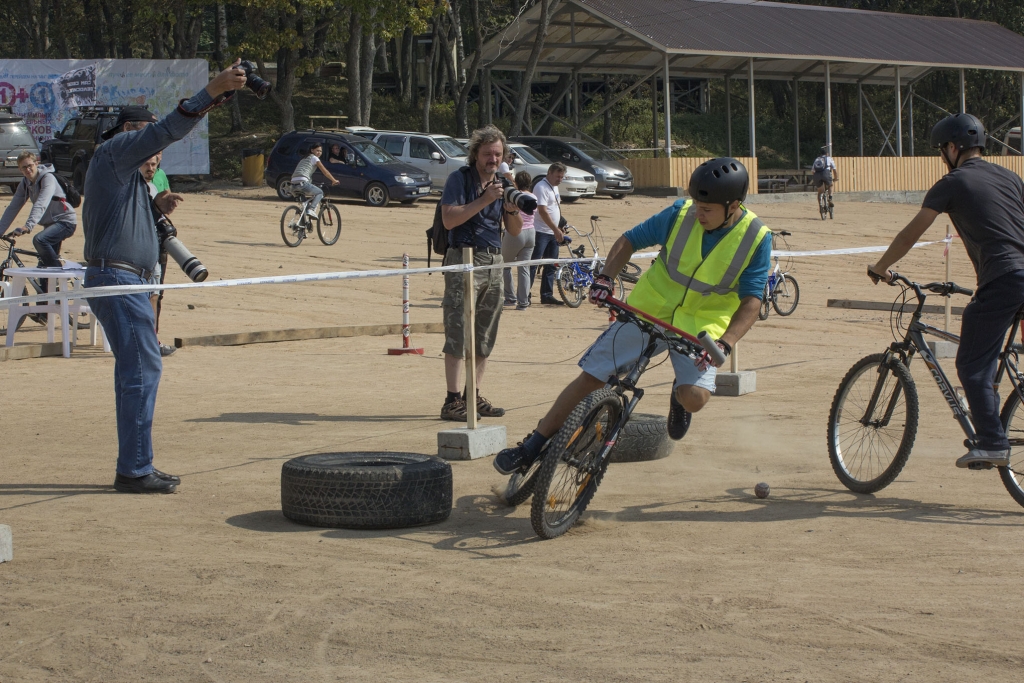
[0,239,947,310]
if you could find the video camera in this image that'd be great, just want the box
[151,204,209,282]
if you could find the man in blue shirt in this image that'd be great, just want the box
[84,62,247,494]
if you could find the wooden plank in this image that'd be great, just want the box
[827,299,964,315]
[174,322,446,348]
[0,342,65,362]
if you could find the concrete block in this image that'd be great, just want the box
[927,341,959,359]
[715,371,757,396]
[438,425,507,461]
[0,525,11,563]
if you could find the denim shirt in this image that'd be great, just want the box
[83,88,214,270]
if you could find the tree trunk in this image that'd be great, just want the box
[437,20,459,102]
[267,7,299,133]
[120,3,133,58]
[347,11,362,125]
[360,11,376,125]
[510,0,556,136]
[447,0,466,89]
[401,27,414,106]
[100,0,117,57]
[422,20,439,133]
[538,73,571,135]
[603,76,612,145]
[457,0,483,136]
[52,0,71,58]
[214,3,227,67]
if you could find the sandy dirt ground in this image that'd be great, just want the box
[2,185,1023,683]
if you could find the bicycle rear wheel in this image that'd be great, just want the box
[280,206,305,247]
[998,390,1024,508]
[530,388,621,539]
[619,261,642,284]
[317,204,342,245]
[828,193,834,220]
[827,353,918,493]
[819,194,827,220]
[772,274,800,316]
[556,265,584,308]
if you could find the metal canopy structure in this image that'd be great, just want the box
[478,0,1024,160]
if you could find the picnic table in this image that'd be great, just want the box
[757,168,816,193]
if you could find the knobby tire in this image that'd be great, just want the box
[998,390,1024,509]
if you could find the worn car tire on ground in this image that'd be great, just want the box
[608,413,673,463]
[281,452,452,529]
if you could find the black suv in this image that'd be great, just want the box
[40,105,122,192]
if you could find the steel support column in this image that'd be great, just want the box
[664,52,672,158]
[651,74,659,158]
[793,78,799,167]
[748,58,756,158]
[726,75,732,157]
[960,68,966,113]
[908,83,914,156]
[824,61,832,154]
[858,82,863,156]
[895,65,903,157]
[1021,72,1024,154]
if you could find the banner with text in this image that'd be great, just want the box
[0,59,209,174]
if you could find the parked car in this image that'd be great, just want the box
[344,125,379,141]
[0,109,38,191]
[38,105,124,193]
[507,142,596,202]
[264,130,431,207]
[363,130,469,191]
[1002,127,1021,155]
[511,136,634,198]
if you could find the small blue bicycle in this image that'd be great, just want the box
[759,230,800,320]
[554,216,640,307]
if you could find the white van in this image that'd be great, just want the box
[1002,127,1022,155]
[366,131,469,191]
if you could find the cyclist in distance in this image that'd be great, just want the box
[494,158,773,475]
[812,145,838,207]
[291,140,339,218]
[868,113,1024,469]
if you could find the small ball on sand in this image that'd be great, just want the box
[754,482,770,499]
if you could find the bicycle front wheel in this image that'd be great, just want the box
[827,353,919,493]
[819,195,827,220]
[998,391,1024,508]
[619,261,642,284]
[556,265,584,308]
[317,204,342,245]
[280,206,304,247]
[503,448,545,507]
[530,387,621,539]
[772,274,800,316]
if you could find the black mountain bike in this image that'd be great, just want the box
[280,184,342,247]
[818,183,834,220]
[0,235,89,335]
[827,271,1024,508]
[509,296,725,539]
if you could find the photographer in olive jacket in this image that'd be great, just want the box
[83,61,247,495]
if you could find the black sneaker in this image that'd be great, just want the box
[540,297,565,306]
[494,441,539,475]
[668,390,691,441]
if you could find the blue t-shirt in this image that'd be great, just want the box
[623,199,771,299]
[440,166,504,250]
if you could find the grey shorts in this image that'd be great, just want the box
[442,248,504,358]
[578,320,717,392]
[813,171,833,187]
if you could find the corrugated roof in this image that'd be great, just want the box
[479,0,1024,83]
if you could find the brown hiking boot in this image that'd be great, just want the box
[476,394,506,418]
[440,397,481,422]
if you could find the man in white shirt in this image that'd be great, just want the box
[812,145,838,205]
[531,162,568,305]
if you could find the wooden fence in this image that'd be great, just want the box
[622,157,760,192]
[624,155,1024,193]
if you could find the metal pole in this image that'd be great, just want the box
[573,68,581,133]
[388,253,425,355]
[651,74,659,158]
[462,246,477,430]
[726,75,732,157]
[960,68,966,113]
[793,78,799,167]
[748,58,756,158]
[908,83,915,156]
[945,224,952,332]
[895,65,902,157]
[664,52,672,158]
[484,68,492,125]
[824,61,832,154]
[858,83,863,156]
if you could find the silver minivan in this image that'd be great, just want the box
[0,109,38,191]
[367,131,468,191]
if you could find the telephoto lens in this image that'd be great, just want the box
[163,237,209,282]
[501,178,538,214]
[238,60,272,100]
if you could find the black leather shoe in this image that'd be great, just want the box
[114,473,178,494]
[152,468,180,484]
[540,297,565,306]
[668,390,691,441]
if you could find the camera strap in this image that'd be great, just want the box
[176,91,235,119]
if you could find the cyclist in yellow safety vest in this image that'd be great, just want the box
[495,158,774,475]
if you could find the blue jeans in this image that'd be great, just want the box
[531,232,560,299]
[32,221,76,267]
[957,269,1024,451]
[292,180,323,212]
[85,267,162,477]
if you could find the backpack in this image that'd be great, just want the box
[812,155,827,172]
[53,173,82,208]
[425,166,475,269]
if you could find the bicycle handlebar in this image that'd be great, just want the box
[879,270,973,298]
[600,296,725,363]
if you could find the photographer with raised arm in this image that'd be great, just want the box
[84,61,248,494]
[869,113,1024,470]
[438,124,523,422]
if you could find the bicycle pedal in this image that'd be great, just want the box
[967,461,994,471]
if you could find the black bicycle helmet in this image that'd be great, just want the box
[929,113,986,151]
[688,157,748,208]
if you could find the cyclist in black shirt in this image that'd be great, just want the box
[868,113,1024,469]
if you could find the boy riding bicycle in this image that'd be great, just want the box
[869,113,1024,470]
[813,145,838,206]
[291,141,339,217]
[495,158,773,475]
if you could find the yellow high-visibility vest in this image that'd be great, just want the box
[625,200,770,339]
